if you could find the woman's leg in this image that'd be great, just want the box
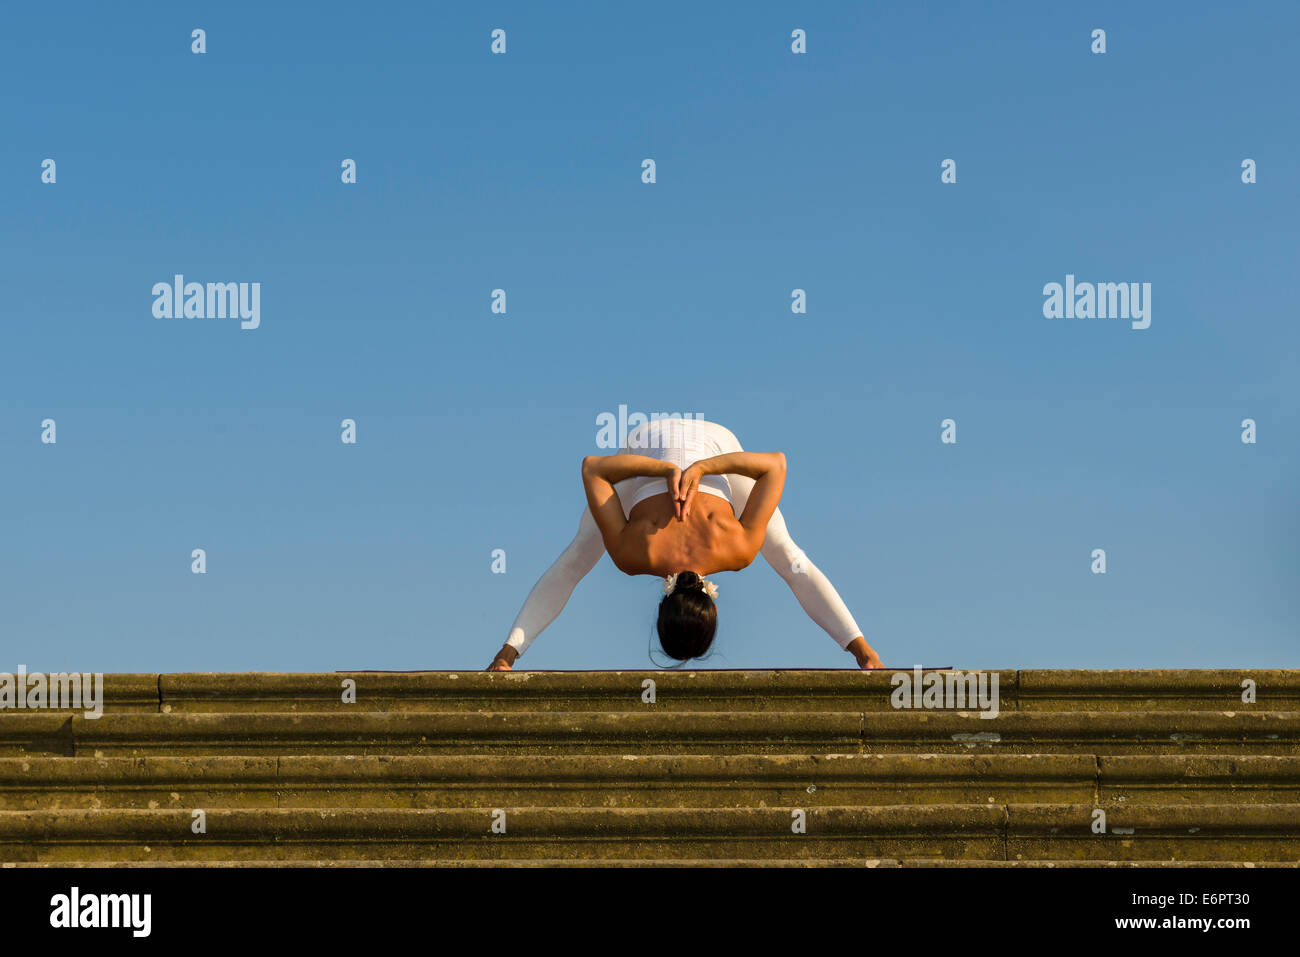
[505,424,662,659]
[504,508,606,658]
[710,425,864,651]
[754,504,864,650]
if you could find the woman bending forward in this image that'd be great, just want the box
[487,417,883,670]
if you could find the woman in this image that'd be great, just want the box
[486,417,883,670]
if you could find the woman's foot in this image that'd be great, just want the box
[846,636,885,670]
[486,644,518,671]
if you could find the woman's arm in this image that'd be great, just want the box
[681,451,786,547]
[581,454,682,557]
[582,453,683,486]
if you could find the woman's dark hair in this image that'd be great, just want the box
[656,571,717,661]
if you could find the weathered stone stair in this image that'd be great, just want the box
[2,670,1297,866]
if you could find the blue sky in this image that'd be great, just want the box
[2,1,1296,672]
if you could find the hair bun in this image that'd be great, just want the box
[675,570,702,590]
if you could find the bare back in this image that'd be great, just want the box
[613,491,758,576]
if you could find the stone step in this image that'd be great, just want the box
[27,670,1296,715]
[4,671,1295,866]
[6,858,1296,868]
[3,754,1298,809]
[2,804,1297,863]
[3,710,1296,757]
[3,858,886,867]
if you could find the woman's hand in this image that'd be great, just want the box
[664,464,684,519]
[676,464,705,518]
[486,645,518,671]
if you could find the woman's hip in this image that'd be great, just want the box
[620,417,742,461]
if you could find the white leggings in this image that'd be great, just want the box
[504,420,863,657]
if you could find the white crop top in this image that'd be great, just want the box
[613,417,734,518]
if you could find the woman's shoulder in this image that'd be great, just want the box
[609,518,657,575]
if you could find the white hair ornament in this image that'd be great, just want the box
[663,573,718,599]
